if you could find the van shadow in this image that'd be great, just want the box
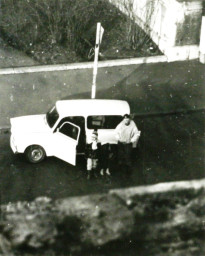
[62,61,204,116]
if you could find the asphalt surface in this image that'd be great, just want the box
[0,41,204,205]
[0,108,204,204]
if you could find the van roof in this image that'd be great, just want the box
[56,99,130,117]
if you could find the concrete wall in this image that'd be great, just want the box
[109,0,203,61]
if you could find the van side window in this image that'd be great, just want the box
[59,122,79,140]
[87,116,122,129]
[55,116,85,131]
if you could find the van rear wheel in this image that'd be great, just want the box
[25,145,46,163]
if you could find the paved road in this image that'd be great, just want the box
[0,109,204,204]
[0,44,204,204]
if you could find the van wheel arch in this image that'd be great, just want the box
[25,145,46,163]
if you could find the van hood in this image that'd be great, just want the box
[10,114,50,133]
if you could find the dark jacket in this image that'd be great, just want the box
[85,143,101,159]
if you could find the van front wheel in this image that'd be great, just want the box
[25,145,46,163]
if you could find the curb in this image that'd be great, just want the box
[109,178,205,197]
[0,55,167,75]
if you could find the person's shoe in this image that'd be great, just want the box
[106,168,111,176]
[100,169,104,176]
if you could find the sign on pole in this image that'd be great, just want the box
[91,23,104,99]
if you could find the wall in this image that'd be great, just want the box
[109,0,203,61]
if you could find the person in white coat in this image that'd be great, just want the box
[115,114,141,170]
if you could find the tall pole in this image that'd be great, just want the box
[91,23,101,99]
[199,16,205,64]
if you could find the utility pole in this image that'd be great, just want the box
[199,16,205,64]
[91,23,104,99]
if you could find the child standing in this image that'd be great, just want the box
[85,129,100,180]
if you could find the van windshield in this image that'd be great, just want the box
[46,106,59,128]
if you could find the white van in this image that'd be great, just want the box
[10,99,130,166]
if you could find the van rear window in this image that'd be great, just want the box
[87,115,122,129]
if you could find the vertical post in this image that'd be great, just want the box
[91,23,101,99]
[199,16,205,64]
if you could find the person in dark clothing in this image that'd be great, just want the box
[85,129,100,179]
[100,143,112,177]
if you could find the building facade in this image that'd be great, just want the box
[109,0,205,62]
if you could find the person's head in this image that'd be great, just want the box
[123,114,131,126]
[91,129,98,141]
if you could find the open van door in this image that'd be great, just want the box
[52,122,80,165]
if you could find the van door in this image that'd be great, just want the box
[52,121,80,165]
